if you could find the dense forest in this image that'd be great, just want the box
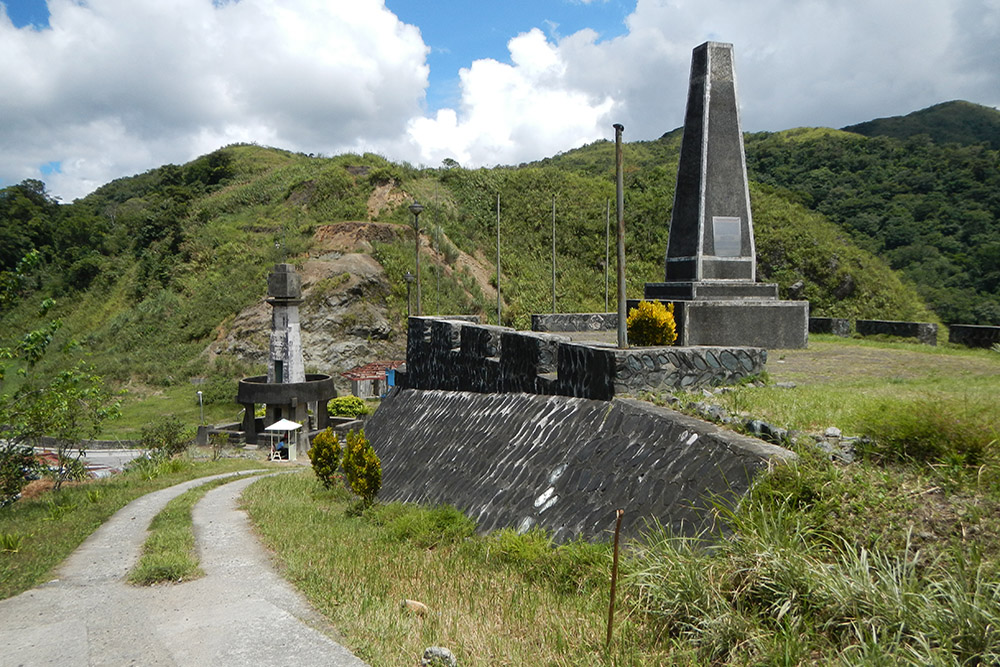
[1,100,997,392]
[745,109,1000,324]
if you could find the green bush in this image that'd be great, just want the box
[307,428,341,490]
[342,429,381,505]
[367,503,476,548]
[627,300,677,346]
[0,445,42,509]
[139,416,190,457]
[328,395,371,418]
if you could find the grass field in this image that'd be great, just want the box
[4,338,999,664]
[236,339,1000,665]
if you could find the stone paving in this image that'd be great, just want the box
[0,471,366,666]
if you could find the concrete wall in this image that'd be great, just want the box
[405,317,767,399]
[809,317,851,337]
[532,313,617,332]
[367,388,794,541]
[856,319,938,346]
[949,324,1000,348]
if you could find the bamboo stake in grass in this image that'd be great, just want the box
[606,508,624,648]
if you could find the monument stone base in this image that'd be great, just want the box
[636,281,809,349]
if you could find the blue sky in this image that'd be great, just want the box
[1,0,998,201]
[384,0,630,110]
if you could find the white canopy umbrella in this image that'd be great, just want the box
[265,419,302,432]
[264,419,302,459]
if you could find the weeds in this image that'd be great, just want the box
[0,532,23,553]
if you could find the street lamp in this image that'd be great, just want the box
[404,271,414,317]
[409,201,424,316]
[196,390,204,424]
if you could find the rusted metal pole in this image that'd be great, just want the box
[606,508,625,648]
[614,124,627,348]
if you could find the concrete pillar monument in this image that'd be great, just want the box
[641,41,808,349]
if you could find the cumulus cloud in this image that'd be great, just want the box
[1,0,998,200]
[0,0,428,200]
[405,28,615,167]
[401,0,1000,172]
[591,0,999,134]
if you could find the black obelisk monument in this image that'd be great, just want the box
[643,41,808,348]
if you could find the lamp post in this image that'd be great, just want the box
[196,390,204,424]
[409,201,424,316]
[404,271,414,317]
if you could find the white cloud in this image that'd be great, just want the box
[404,28,616,168]
[2,0,999,200]
[0,0,429,200]
[402,0,1000,171]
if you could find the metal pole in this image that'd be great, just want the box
[496,193,502,326]
[409,203,424,317]
[614,124,627,349]
[605,198,610,313]
[551,194,556,314]
[606,508,625,648]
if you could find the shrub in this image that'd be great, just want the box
[342,429,381,505]
[328,395,371,418]
[308,428,342,490]
[627,300,677,346]
[856,398,997,466]
[140,416,191,457]
[0,444,42,509]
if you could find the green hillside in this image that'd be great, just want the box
[0,124,956,398]
[843,100,1000,150]
[744,123,1000,324]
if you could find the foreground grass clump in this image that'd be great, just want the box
[0,457,262,599]
[129,474,259,585]
[624,450,1000,665]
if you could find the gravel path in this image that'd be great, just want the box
[0,471,367,666]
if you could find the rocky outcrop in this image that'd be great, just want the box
[207,231,407,393]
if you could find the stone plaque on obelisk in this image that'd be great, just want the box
[640,41,808,348]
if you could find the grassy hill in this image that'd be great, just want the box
[843,100,1000,150]
[6,101,996,419]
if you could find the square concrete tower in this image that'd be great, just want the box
[642,42,808,349]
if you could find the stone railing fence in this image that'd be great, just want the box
[403,316,766,400]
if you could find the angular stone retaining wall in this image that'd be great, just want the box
[856,319,937,345]
[405,317,767,399]
[949,324,1000,348]
[367,388,794,541]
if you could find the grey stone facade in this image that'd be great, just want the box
[949,324,1000,348]
[809,317,851,337]
[405,316,767,399]
[856,319,938,346]
[366,388,794,541]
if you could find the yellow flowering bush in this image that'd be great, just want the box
[627,300,677,346]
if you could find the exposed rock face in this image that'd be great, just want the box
[208,223,408,393]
